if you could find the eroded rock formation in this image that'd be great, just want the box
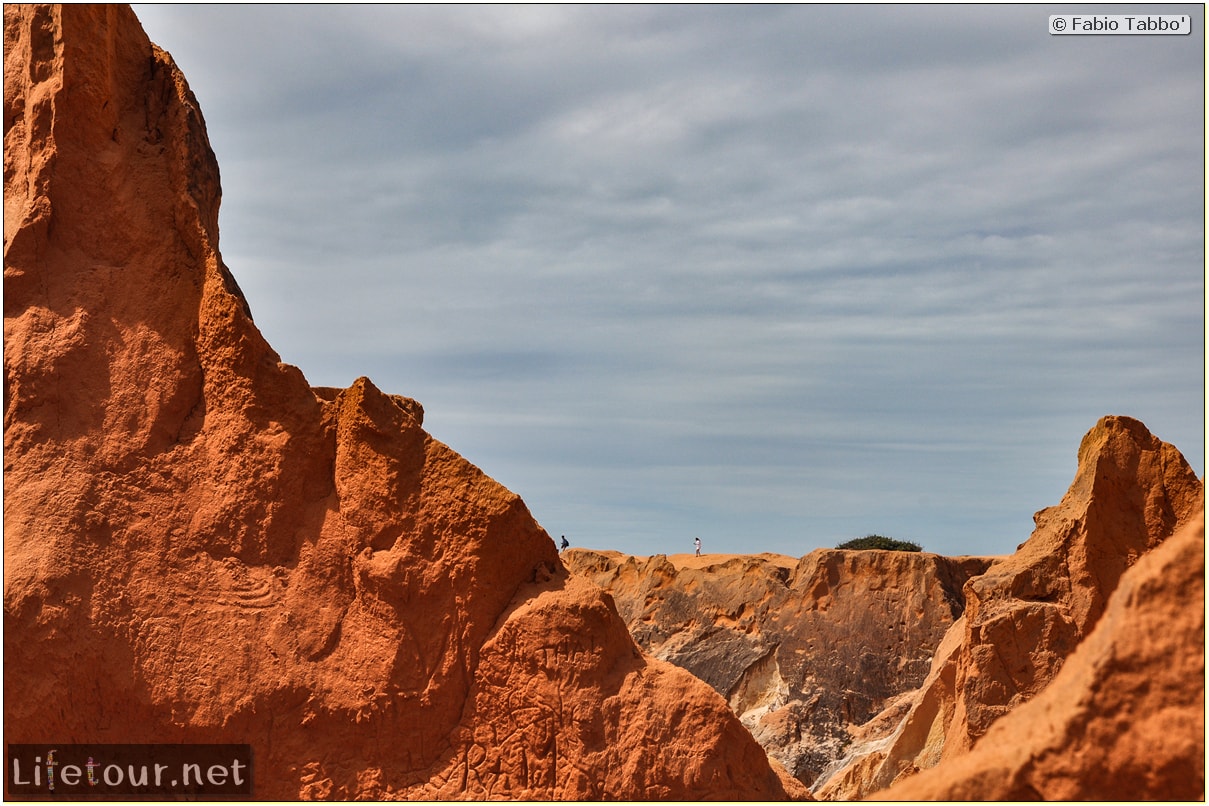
[564,548,994,786]
[876,511,1205,801]
[815,415,1203,800]
[566,415,1203,800]
[3,5,803,799]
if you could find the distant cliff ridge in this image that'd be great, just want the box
[563,548,993,786]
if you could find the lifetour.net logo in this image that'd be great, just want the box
[6,744,253,798]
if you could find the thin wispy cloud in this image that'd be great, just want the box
[133,4,1204,558]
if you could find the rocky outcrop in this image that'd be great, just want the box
[564,548,994,786]
[815,415,1203,800]
[2,5,802,800]
[566,416,1204,800]
[876,512,1205,801]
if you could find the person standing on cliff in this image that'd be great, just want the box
[694,537,701,557]
[559,535,569,552]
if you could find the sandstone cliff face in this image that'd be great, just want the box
[877,512,1205,801]
[815,415,1203,800]
[3,6,801,799]
[564,548,993,786]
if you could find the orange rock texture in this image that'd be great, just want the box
[563,548,993,787]
[815,415,1203,800]
[2,5,803,800]
[876,511,1205,801]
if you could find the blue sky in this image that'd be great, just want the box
[132,5,1204,558]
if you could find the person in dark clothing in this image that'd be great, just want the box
[559,535,569,551]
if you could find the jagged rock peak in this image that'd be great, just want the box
[814,415,1202,800]
[878,512,1205,801]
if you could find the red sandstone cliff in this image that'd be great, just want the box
[815,415,1203,800]
[3,5,803,799]
[872,511,1204,801]
[563,548,992,787]
[568,415,1203,801]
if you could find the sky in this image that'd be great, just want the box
[131,4,1205,559]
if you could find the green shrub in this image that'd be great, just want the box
[836,534,922,552]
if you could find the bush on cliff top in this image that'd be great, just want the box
[836,534,922,552]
